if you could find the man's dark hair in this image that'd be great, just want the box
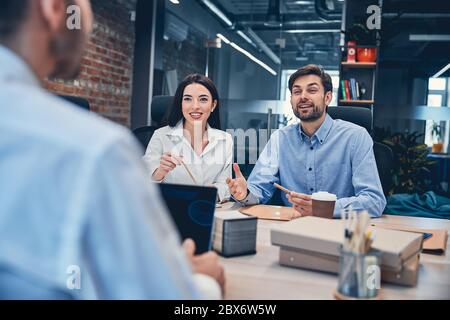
[288,64,333,94]
[0,0,30,40]
[164,73,221,129]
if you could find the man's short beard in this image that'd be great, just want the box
[48,29,86,80]
[293,103,326,122]
[48,0,87,80]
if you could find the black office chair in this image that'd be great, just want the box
[58,95,91,111]
[373,142,394,196]
[132,96,173,151]
[329,106,393,196]
[328,106,372,134]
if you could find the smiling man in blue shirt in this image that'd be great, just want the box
[227,64,386,218]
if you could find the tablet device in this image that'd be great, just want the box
[159,183,217,254]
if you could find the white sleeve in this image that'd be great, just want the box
[192,274,222,300]
[213,134,233,202]
[142,130,164,181]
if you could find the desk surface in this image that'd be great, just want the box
[218,203,450,300]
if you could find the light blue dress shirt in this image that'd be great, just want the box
[243,114,386,217]
[0,45,200,299]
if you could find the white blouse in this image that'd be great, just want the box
[143,121,233,201]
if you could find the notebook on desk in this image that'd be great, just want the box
[239,205,298,221]
[371,223,448,255]
[159,183,217,255]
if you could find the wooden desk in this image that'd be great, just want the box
[218,203,450,300]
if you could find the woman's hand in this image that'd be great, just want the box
[226,163,248,201]
[152,152,182,181]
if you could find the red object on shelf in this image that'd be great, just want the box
[344,80,351,100]
[357,48,377,62]
[347,41,356,62]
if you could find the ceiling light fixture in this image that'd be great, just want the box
[237,30,257,48]
[246,28,281,65]
[216,33,230,44]
[200,0,233,27]
[409,34,450,42]
[217,33,277,76]
[285,29,340,33]
[432,63,450,78]
[265,0,282,27]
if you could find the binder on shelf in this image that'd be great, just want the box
[355,81,361,99]
[340,80,347,100]
[350,78,357,100]
[344,80,351,101]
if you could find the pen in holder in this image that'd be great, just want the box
[335,246,382,299]
[334,208,382,300]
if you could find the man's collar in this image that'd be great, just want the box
[298,113,334,144]
[0,45,40,87]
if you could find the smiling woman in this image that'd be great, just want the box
[143,74,233,202]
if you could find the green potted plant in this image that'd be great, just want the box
[374,127,436,195]
[346,23,377,62]
[431,123,444,153]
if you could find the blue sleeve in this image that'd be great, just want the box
[334,128,386,218]
[247,130,281,204]
[82,133,200,299]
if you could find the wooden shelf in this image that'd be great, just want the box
[341,62,376,68]
[339,100,375,105]
[340,44,378,49]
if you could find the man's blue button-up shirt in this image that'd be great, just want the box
[245,114,386,217]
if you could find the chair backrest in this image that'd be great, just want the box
[328,107,392,195]
[151,96,173,127]
[132,126,157,151]
[132,96,174,151]
[58,95,91,111]
[327,106,372,134]
[373,141,394,196]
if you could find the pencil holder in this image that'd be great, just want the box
[335,246,383,300]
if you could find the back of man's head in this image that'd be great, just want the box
[0,0,30,42]
[0,0,94,80]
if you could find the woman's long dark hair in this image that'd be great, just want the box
[164,74,221,129]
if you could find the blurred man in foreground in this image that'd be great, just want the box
[0,0,224,299]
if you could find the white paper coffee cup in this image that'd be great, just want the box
[311,191,337,219]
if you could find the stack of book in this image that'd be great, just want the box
[341,78,362,100]
[271,217,424,286]
[213,211,257,257]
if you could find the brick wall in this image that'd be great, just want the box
[44,0,137,127]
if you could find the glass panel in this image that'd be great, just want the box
[329,71,340,107]
[428,78,446,91]
[162,12,207,93]
[220,99,298,177]
[425,120,435,147]
[427,94,443,107]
